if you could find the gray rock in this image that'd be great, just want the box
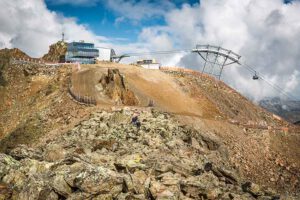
[0,154,19,179]
[51,174,72,197]
[43,144,66,162]
[0,109,285,199]
[72,165,123,196]
[242,182,263,197]
[15,176,53,200]
[9,145,42,160]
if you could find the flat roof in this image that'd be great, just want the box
[68,42,94,45]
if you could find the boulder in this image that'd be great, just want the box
[131,170,148,194]
[180,173,220,199]
[44,144,66,162]
[15,176,55,200]
[9,144,42,160]
[50,174,72,198]
[242,182,263,197]
[71,164,123,196]
[0,154,19,179]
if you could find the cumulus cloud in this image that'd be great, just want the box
[0,0,150,59]
[0,0,104,57]
[134,0,300,101]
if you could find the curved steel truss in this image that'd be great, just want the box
[110,49,130,63]
[192,45,241,79]
[108,44,241,79]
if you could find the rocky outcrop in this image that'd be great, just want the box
[0,108,282,199]
[42,41,67,63]
[0,48,30,86]
[0,48,30,60]
[98,69,138,106]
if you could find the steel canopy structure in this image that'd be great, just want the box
[192,45,241,79]
[105,44,241,79]
[108,49,130,63]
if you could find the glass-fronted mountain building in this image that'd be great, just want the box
[65,41,99,64]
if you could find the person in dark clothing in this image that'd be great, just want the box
[136,121,141,129]
[131,115,141,128]
[132,116,138,123]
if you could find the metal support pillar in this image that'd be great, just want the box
[192,45,241,80]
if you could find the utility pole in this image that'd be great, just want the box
[62,32,65,42]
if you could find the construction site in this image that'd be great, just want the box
[0,40,300,200]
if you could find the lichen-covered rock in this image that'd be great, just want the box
[9,144,42,160]
[43,144,66,162]
[50,174,72,198]
[242,182,263,197]
[0,109,286,199]
[0,154,19,179]
[15,176,53,200]
[71,164,124,196]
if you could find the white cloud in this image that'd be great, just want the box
[0,0,150,60]
[134,0,300,100]
[0,0,105,57]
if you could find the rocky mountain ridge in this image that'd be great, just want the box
[0,47,300,199]
[0,108,283,199]
[259,97,300,124]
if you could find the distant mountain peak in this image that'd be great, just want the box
[259,97,300,123]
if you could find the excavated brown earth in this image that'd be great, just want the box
[71,63,218,118]
[0,57,300,199]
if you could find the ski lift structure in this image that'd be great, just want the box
[192,45,241,80]
[110,49,130,63]
[100,44,259,82]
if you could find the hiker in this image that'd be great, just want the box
[131,114,141,128]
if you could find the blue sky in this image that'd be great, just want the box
[45,0,199,43]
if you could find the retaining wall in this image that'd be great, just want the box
[68,87,96,105]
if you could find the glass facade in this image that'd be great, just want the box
[65,42,99,64]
